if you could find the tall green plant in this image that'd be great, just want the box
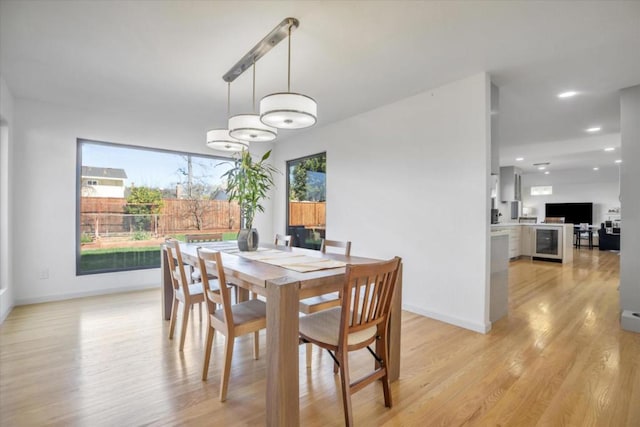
[124,187,164,231]
[222,150,278,230]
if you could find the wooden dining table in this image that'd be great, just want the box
[160,241,402,426]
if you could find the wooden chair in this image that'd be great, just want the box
[300,239,352,313]
[299,256,402,426]
[165,238,221,351]
[185,233,223,244]
[274,233,292,247]
[198,248,267,402]
[186,233,222,282]
[300,239,352,367]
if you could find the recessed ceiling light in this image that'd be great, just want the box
[604,147,615,152]
[558,91,578,98]
[615,159,622,164]
[515,157,524,161]
[586,127,601,133]
[544,171,550,175]
[593,167,599,171]
[538,166,546,170]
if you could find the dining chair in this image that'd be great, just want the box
[165,238,221,351]
[198,248,267,402]
[186,233,222,282]
[300,239,352,367]
[299,256,402,426]
[274,233,293,247]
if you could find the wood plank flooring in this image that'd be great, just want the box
[1,249,638,426]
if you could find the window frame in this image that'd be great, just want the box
[285,151,327,249]
[76,138,232,276]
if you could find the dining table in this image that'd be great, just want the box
[160,241,403,426]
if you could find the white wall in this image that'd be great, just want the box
[521,167,620,225]
[271,73,493,333]
[0,75,15,322]
[10,98,254,304]
[620,84,640,332]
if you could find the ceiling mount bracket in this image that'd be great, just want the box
[222,17,299,83]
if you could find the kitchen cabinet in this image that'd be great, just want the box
[499,166,522,202]
[520,225,534,256]
[490,233,508,322]
[492,225,521,259]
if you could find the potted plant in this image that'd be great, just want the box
[223,149,279,251]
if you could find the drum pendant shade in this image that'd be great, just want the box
[228,114,277,142]
[206,129,248,152]
[260,92,317,129]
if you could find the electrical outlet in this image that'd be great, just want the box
[39,269,49,280]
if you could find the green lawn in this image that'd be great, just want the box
[80,246,161,272]
[79,233,238,273]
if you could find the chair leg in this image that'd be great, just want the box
[306,342,312,369]
[202,325,214,380]
[338,350,354,427]
[378,332,393,408]
[253,331,259,360]
[219,334,235,402]
[168,297,179,340]
[179,302,191,351]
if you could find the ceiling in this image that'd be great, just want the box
[1,1,639,174]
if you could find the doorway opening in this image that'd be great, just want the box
[286,152,326,249]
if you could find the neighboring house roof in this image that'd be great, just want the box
[211,189,229,201]
[82,166,128,180]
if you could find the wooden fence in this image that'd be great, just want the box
[289,201,326,226]
[80,197,240,236]
[80,197,324,235]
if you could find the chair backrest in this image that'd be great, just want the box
[338,257,402,346]
[197,248,233,325]
[545,217,565,224]
[165,238,191,295]
[186,233,223,243]
[274,234,292,247]
[321,239,352,256]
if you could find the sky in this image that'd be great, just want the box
[81,141,234,189]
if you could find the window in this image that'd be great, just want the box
[286,152,326,249]
[77,139,238,275]
[531,185,552,196]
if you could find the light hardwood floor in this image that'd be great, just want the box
[1,249,638,426]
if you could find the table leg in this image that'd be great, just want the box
[266,277,300,427]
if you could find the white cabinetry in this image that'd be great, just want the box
[492,225,521,259]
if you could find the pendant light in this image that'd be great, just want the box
[260,19,317,129]
[206,83,248,152]
[229,62,277,142]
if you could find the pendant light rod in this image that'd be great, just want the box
[222,17,299,83]
[287,23,291,92]
[252,62,256,111]
[227,82,231,116]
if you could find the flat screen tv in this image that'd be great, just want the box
[545,202,593,225]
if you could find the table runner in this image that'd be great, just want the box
[231,247,346,272]
[192,243,346,272]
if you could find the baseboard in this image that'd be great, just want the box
[621,310,640,333]
[15,283,159,306]
[402,303,492,334]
